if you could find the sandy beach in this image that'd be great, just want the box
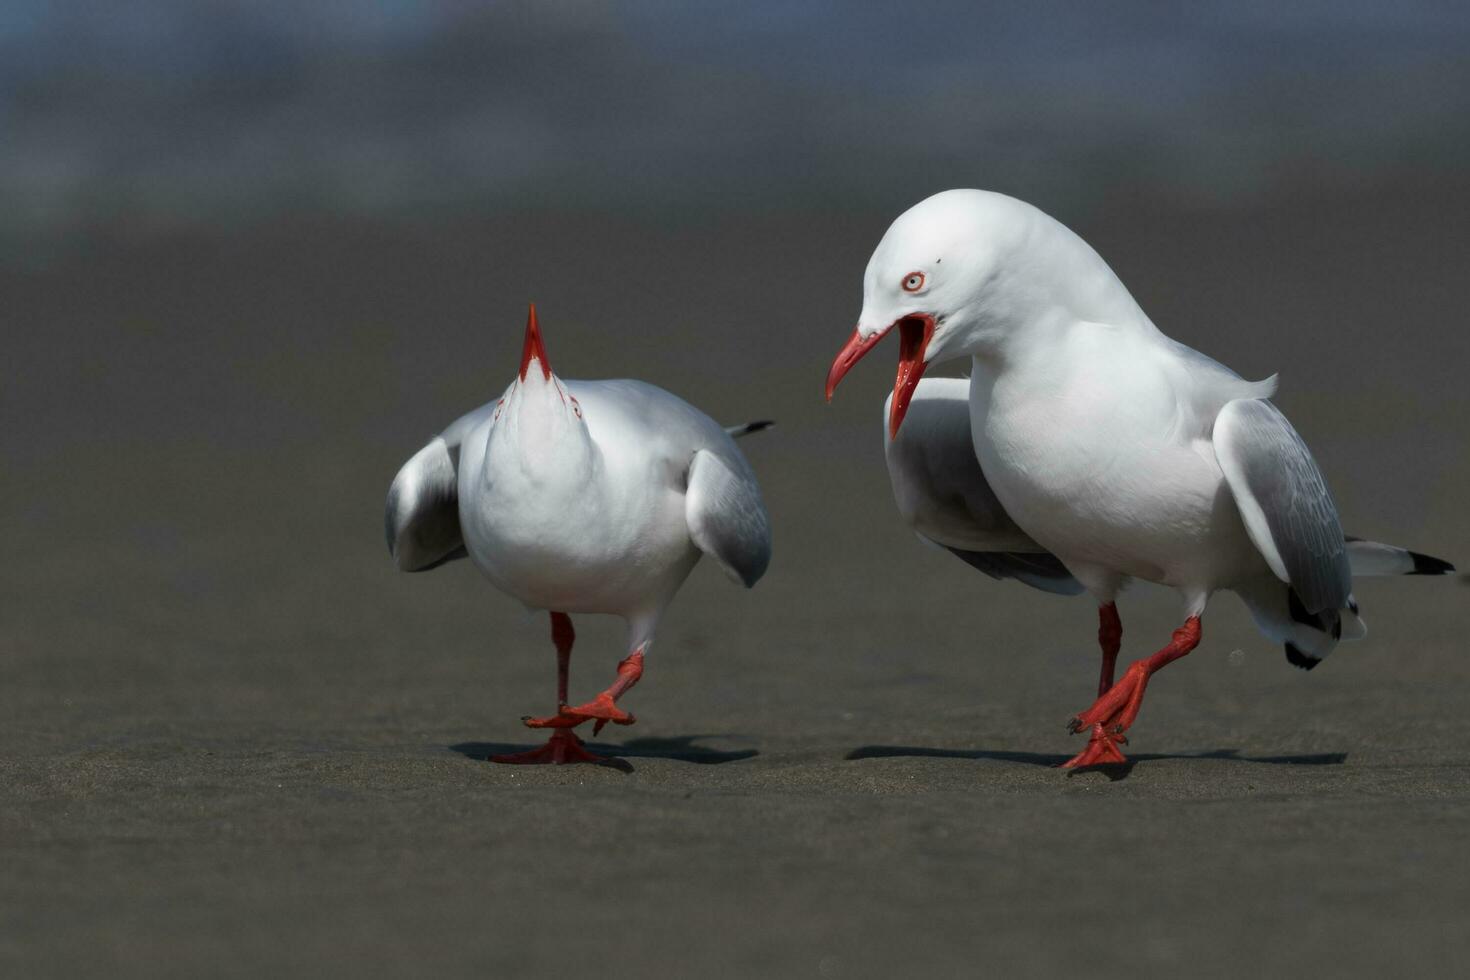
[6,186,1469,977]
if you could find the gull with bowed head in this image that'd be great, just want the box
[828,189,1453,768]
[388,306,772,764]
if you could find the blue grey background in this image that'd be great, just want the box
[5,1,1469,242]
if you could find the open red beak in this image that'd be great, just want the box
[518,303,551,381]
[825,315,935,437]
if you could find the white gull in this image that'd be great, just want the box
[829,190,1454,767]
[388,306,772,764]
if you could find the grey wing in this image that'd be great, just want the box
[1214,398,1351,613]
[685,449,772,588]
[886,379,1082,595]
[385,402,494,572]
[385,436,466,572]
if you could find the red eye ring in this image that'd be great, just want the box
[902,271,925,292]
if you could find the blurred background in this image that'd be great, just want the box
[6,3,1469,977]
[5,1,1470,246]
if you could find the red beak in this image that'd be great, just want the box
[825,325,890,403]
[518,303,551,381]
[824,315,935,438]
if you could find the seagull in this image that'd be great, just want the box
[387,305,772,764]
[827,190,1454,768]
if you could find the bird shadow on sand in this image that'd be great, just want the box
[844,745,1347,782]
[450,735,758,773]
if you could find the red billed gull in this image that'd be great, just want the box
[828,190,1454,768]
[388,306,772,764]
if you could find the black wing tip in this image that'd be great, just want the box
[736,420,775,436]
[1284,643,1322,671]
[1408,551,1455,576]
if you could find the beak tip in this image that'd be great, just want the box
[825,326,886,406]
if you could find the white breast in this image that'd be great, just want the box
[967,334,1265,591]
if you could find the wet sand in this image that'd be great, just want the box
[5,186,1470,977]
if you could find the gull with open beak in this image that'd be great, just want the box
[388,306,772,764]
[828,189,1454,768]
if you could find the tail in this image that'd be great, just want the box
[1235,576,1366,673]
[724,420,775,439]
[1235,537,1453,673]
[1345,536,1455,577]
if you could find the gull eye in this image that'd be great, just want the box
[494,397,505,420]
[570,397,582,419]
[902,271,925,293]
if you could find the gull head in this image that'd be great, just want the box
[825,189,1132,437]
[487,304,593,476]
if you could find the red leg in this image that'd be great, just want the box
[1062,616,1202,768]
[551,611,574,707]
[491,612,607,765]
[1096,602,1122,696]
[1064,603,1129,766]
[517,612,581,729]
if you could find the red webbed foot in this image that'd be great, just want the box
[1059,724,1129,768]
[551,650,645,734]
[522,694,636,735]
[558,692,636,735]
[490,729,604,765]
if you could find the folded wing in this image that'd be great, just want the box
[385,435,467,572]
[1214,398,1351,614]
[685,449,772,588]
[885,379,1082,595]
